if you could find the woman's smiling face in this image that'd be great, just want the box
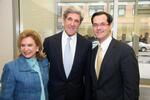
[20,37,39,58]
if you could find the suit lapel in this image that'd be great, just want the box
[91,46,99,81]
[55,32,67,79]
[68,34,81,79]
[98,39,117,83]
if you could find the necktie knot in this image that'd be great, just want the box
[67,37,71,41]
[66,37,71,48]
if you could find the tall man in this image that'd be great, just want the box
[90,11,139,100]
[43,7,92,100]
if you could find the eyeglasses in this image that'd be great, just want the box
[93,23,109,28]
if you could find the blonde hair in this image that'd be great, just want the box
[17,29,45,59]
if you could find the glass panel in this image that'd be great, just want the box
[56,0,114,38]
[118,5,125,16]
[117,0,150,84]
[137,2,150,84]
[117,1,135,42]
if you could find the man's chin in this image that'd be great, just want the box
[68,32,76,36]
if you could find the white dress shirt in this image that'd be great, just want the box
[62,31,77,70]
[95,35,112,69]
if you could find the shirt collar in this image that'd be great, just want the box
[62,31,77,40]
[100,35,112,51]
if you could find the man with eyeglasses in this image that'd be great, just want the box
[90,11,139,100]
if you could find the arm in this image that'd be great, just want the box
[121,47,140,100]
[0,64,15,100]
[84,42,92,100]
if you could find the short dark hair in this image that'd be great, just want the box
[91,11,113,25]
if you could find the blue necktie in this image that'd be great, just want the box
[63,37,73,78]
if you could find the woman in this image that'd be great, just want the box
[0,29,49,100]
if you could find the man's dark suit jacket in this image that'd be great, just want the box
[43,32,92,100]
[91,38,139,100]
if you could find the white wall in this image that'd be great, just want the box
[0,0,14,78]
[20,0,56,39]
